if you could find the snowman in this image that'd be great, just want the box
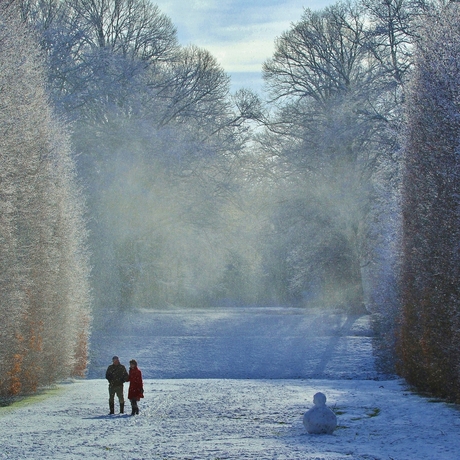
[303,392,337,435]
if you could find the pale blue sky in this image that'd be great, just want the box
[154,0,336,93]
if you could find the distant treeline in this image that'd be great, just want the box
[1,0,460,402]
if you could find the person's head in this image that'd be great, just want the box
[129,359,137,369]
[112,356,120,365]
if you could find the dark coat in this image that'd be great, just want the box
[106,363,129,386]
[128,367,144,401]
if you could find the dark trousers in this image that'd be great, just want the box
[109,384,124,404]
[130,398,139,414]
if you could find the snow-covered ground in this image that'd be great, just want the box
[1,307,460,459]
[2,378,460,459]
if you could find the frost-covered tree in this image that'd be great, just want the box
[398,1,460,401]
[18,0,178,119]
[0,2,91,397]
[262,1,385,313]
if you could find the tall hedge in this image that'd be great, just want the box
[398,3,460,401]
[0,3,91,397]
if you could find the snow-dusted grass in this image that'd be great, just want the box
[1,378,460,459]
[1,308,460,459]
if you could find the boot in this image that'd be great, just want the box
[120,403,124,414]
[109,402,115,415]
[130,399,137,416]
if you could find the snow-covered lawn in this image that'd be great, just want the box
[1,308,460,459]
[1,378,460,459]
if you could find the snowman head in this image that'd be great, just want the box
[313,392,327,406]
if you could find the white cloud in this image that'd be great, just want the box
[154,0,336,89]
[178,18,300,72]
[204,37,275,72]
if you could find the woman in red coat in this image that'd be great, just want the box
[128,359,143,415]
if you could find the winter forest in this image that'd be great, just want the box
[0,0,460,404]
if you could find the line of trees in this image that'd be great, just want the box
[0,2,91,398]
[260,0,460,400]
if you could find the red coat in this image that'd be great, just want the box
[128,367,144,401]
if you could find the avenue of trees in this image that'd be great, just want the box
[1,0,459,401]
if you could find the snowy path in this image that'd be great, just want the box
[1,378,460,459]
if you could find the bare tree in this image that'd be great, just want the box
[264,2,374,106]
[362,0,430,86]
[153,46,230,128]
[70,0,178,61]
[262,2,383,313]
[17,0,178,119]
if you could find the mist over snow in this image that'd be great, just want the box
[2,308,460,459]
[88,307,377,380]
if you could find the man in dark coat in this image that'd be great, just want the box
[105,356,129,414]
